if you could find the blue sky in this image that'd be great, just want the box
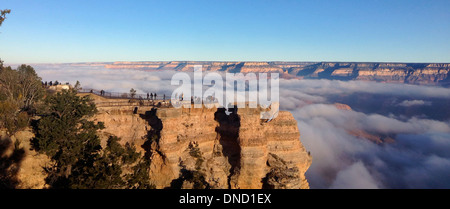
[0,0,449,63]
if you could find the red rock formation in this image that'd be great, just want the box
[99,61,450,85]
[141,105,312,189]
[94,103,312,189]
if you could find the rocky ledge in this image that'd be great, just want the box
[93,104,312,189]
[102,61,450,86]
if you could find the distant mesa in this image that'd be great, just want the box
[348,129,396,145]
[333,103,395,145]
[48,61,450,86]
[333,103,352,111]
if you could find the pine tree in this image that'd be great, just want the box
[68,136,153,189]
[130,88,137,98]
[0,9,10,27]
[32,88,153,188]
[32,89,102,188]
[187,142,209,189]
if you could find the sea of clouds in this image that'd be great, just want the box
[279,79,450,189]
[34,65,450,188]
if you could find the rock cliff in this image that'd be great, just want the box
[0,129,51,189]
[100,61,450,86]
[35,61,450,85]
[92,103,312,189]
[2,102,311,189]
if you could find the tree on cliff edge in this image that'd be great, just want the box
[0,64,45,110]
[32,88,153,189]
[179,142,210,189]
[0,9,11,67]
[0,64,44,135]
[0,9,10,27]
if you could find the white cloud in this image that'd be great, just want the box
[280,79,450,99]
[330,161,381,189]
[35,66,179,95]
[398,100,431,107]
[293,103,450,188]
[32,65,450,188]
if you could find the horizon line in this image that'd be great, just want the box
[4,60,450,66]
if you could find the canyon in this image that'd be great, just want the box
[50,61,450,86]
[93,98,312,189]
[3,94,312,189]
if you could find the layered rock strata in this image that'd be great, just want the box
[99,61,450,85]
[94,103,312,189]
[140,105,311,189]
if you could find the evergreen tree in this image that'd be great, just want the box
[32,88,153,188]
[0,9,10,76]
[32,89,101,187]
[68,136,153,189]
[74,81,82,91]
[130,88,137,98]
[0,9,10,27]
[186,142,210,189]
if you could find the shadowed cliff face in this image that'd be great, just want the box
[139,108,163,159]
[0,136,25,189]
[109,105,312,189]
[214,107,242,188]
[0,130,49,189]
[100,61,450,85]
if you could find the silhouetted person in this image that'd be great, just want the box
[155,93,157,100]
[150,93,153,101]
[147,93,149,100]
[163,94,166,101]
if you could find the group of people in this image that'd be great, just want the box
[147,92,166,101]
[95,89,166,102]
[42,81,65,86]
[147,92,156,100]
